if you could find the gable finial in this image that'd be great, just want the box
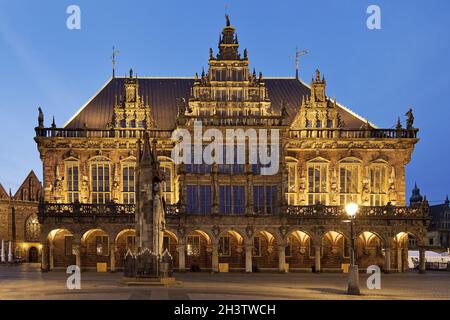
[111,46,120,78]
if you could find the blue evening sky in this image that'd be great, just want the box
[0,0,449,203]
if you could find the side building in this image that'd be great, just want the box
[35,17,429,273]
[0,171,42,263]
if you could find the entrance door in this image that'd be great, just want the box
[28,247,39,263]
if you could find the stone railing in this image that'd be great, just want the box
[289,128,419,139]
[35,128,173,139]
[286,204,426,218]
[39,202,135,217]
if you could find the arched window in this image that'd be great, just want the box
[339,158,361,205]
[65,160,79,203]
[161,165,174,204]
[26,214,40,242]
[307,158,329,205]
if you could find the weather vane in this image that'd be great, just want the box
[294,47,308,80]
[111,46,120,78]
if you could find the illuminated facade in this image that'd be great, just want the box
[35,17,429,273]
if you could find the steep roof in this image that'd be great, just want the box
[0,183,9,200]
[13,171,42,202]
[64,77,369,130]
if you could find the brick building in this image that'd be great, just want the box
[0,171,42,263]
[35,17,429,273]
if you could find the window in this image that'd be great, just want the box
[161,166,173,204]
[219,236,231,257]
[214,69,227,81]
[369,165,387,206]
[122,165,135,204]
[339,159,360,205]
[187,185,211,215]
[307,160,328,205]
[253,237,261,257]
[25,215,40,242]
[66,162,79,203]
[253,185,277,214]
[286,162,297,205]
[219,145,245,174]
[126,235,136,252]
[64,236,73,256]
[219,185,245,215]
[91,163,110,204]
[187,235,200,256]
[215,89,227,101]
[231,69,244,81]
[96,236,109,256]
[230,89,243,102]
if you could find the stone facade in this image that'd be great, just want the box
[0,171,42,263]
[34,17,429,273]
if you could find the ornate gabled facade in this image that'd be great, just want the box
[0,171,42,263]
[35,17,429,274]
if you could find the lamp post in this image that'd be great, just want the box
[345,202,360,295]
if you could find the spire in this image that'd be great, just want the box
[111,46,119,78]
[410,182,424,205]
[445,195,449,206]
[51,116,56,128]
[217,15,240,60]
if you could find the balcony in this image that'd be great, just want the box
[289,128,419,139]
[35,128,173,139]
[286,204,427,219]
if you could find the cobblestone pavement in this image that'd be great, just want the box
[0,264,449,300]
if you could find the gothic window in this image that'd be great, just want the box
[369,164,387,206]
[339,158,361,205]
[286,160,298,205]
[307,159,329,205]
[25,215,40,242]
[122,164,135,204]
[187,235,200,256]
[91,162,111,204]
[253,185,277,214]
[219,236,231,257]
[66,161,79,203]
[186,185,211,215]
[253,237,261,257]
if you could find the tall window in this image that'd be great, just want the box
[307,159,328,205]
[253,185,277,214]
[122,165,135,204]
[339,159,361,205]
[66,162,79,203]
[219,236,231,256]
[187,235,200,256]
[161,166,173,204]
[25,215,40,242]
[369,165,387,206]
[91,163,110,204]
[186,185,211,215]
[219,185,245,215]
[286,162,298,205]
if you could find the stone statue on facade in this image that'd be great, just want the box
[38,107,44,128]
[405,108,414,129]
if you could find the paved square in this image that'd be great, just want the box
[0,265,449,300]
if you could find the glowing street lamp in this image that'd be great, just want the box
[345,202,360,295]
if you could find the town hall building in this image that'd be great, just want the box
[34,17,429,273]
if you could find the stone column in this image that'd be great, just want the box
[245,245,252,273]
[177,244,186,272]
[384,247,391,273]
[278,245,286,273]
[397,247,402,273]
[49,243,54,271]
[419,247,426,274]
[73,243,81,269]
[110,246,116,272]
[212,244,219,273]
[315,245,321,273]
